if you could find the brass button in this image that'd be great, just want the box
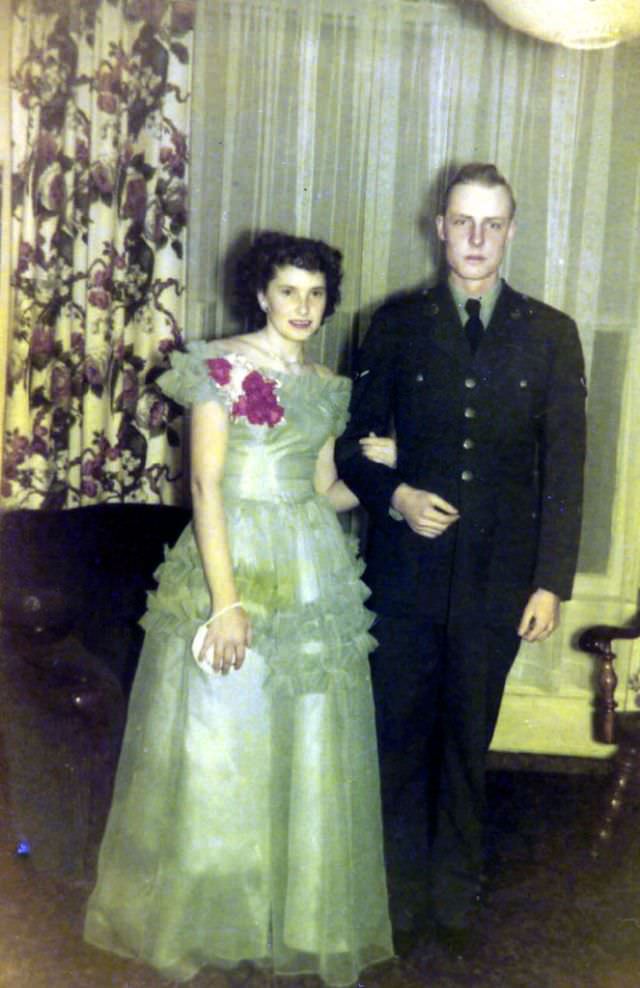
[461,470,474,482]
[464,377,477,389]
[464,407,476,419]
[416,372,424,382]
[462,438,474,450]
[519,379,528,388]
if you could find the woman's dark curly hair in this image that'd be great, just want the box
[235,231,343,329]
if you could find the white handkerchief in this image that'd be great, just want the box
[191,622,215,673]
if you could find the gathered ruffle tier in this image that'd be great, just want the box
[142,496,377,696]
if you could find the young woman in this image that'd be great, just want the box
[84,232,395,986]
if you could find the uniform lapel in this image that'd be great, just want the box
[422,281,470,365]
[421,280,533,365]
[484,282,531,349]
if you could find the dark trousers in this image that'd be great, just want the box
[370,614,520,929]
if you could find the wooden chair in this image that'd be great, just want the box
[579,616,640,858]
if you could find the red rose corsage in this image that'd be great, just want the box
[206,356,285,427]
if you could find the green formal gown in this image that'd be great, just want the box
[84,342,393,986]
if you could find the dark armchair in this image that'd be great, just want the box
[0,503,191,880]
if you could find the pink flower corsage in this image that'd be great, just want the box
[206,356,285,427]
[207,356,232,387]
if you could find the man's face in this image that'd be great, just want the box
[436,182,515,294]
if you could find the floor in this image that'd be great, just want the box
[2,737,640,988]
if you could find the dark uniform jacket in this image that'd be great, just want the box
[335,280,587,627]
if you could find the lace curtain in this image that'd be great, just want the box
[1,0,194,508]
[186,0,640,693]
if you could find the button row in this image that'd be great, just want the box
[463,398,477,481]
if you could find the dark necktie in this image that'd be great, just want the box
[464,297,484,354]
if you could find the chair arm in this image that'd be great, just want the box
[578,624,640,744]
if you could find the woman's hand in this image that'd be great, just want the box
[359,432,397,468]
[200,606,252,674]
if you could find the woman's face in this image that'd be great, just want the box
[257,265,327,345]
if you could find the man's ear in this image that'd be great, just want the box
[435,214,445,242]
[507,218,517,242]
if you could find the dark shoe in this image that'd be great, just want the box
[393,926,422,958]
[390,890,432,958]
[433,921,481,960]
[391,910,431,958]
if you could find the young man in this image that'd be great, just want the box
[335,163,586,950]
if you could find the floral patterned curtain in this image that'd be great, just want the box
[1,0,194,508]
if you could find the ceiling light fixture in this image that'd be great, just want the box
[480,0,640,49]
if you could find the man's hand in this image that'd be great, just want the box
[391,483,459,538]
[517,589,560,643]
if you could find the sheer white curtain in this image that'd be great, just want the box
[187,0,640,699]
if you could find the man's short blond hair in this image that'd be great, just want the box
[443,163,516,218]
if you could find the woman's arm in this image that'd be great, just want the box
[191,400,251,673]
[314,434,397,512]
[314,436,359,512]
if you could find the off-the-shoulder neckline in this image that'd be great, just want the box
[194,342,350,385]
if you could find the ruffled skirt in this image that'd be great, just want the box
[84,494,393,985]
